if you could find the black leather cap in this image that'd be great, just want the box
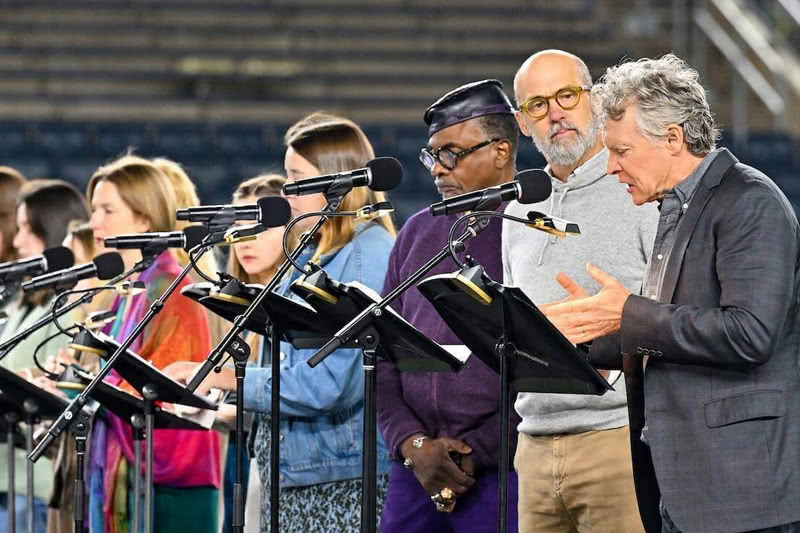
[424,79,514,136]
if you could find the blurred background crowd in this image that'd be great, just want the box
[0,0,797,222]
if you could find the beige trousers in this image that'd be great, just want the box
[514,426,644,533]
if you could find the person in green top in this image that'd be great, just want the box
[0,179,90,533]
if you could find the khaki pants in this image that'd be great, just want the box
[514,426,644,533]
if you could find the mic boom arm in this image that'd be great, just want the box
[0,254,155,361]
[186,194,348,393]
[309,208,581,368]
[28,239,218,462]
[306,214,493,368]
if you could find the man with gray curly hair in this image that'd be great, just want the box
[546,54,800,533]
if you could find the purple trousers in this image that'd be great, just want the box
[380,463,519,533]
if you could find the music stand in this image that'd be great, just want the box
[417,265,612,533]
[182,280,336,349]
[60,366,215,533]
[67,329,217,533]
[293,275,465,533]
[0,392,23,533]
[182,277,348,533]
[0,365,75,533]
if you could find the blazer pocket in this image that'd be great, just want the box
[704,390,786,428]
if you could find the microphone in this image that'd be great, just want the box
[104,225,208,252]
[430,169,551,217]
[0,246,74,283]
[22,252,125,293]
[176,196,291,228]
[282,157,403,196]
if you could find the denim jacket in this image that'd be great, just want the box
[243,222,395,487]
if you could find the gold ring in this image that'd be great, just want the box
[439,487,455,503]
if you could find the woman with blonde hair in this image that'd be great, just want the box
[168,112,396,531]
[85,154,220,533]
[151,156,228,346]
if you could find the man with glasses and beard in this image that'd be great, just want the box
[377,80,520,533]
[502,50,658,532]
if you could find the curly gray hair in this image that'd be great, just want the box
[592,54,720,157]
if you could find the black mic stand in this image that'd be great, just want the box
[0,252,147,533]
[27,242,215,463]
[304,214,493,533]
[187,193,344,533]
[415,210,592,533]
[0,366,76,533]
[3,406,18,533]
[0,255,156,362]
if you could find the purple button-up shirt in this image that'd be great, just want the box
[376,206,519,472]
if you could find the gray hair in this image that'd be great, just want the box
[592,54,720,157]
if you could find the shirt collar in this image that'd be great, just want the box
[666,148,722,204]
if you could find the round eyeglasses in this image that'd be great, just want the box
[419,138,503,172]
[518,85,592,120]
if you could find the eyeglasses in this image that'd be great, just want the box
[518,85,592,120]
[419,138,502,171]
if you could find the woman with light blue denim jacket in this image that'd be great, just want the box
[167,112,396,531]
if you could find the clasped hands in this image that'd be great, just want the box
[541,263,631,345]
[400,435,475,512]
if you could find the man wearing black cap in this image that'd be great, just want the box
[376,80,520,532]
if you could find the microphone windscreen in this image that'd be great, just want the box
[93,252,125,280]
[183,225,208,250]
[515,169,552,204]
[43,246,75,272]
[258,196,291,227]
[366,157,403,191]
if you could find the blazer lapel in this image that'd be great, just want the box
[659,149,738,302]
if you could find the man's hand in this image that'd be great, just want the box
[400,435,476,497]
[539,271,591,316]
[543,263,631,345]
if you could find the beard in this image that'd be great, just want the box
[532,114,599,167]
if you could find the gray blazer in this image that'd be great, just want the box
[590,149,800,533]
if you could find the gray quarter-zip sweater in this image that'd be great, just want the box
[503,148,659,435]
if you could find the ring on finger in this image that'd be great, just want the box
[439,487,455,503]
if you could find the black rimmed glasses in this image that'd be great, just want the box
[419,138,503,171]
[518,85,592,120]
